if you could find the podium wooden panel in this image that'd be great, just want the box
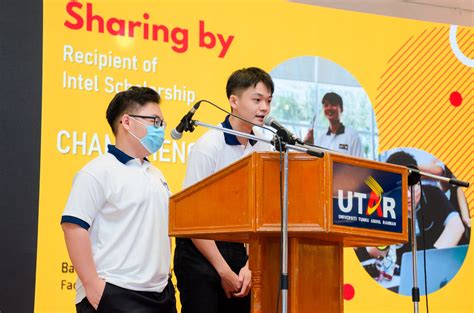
[169,152,408,313]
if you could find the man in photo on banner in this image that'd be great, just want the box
[61,86,176,313]
[362,151,465,281]
[173,67,274,313]
[304,92,363,157]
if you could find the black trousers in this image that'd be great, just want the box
[76,279,176,313]
[174,239,250,313]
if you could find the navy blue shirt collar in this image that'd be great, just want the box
[221,115,256,146]
[107,145,149,164]
[326,123,345,135]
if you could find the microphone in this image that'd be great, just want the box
[407,164,421,186]
[263,115,304,145]
[171,101,202,140]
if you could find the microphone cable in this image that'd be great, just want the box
[197,99,277,135]
[409,181,429,313]
[275,135,284,313]
[418,182,430,313]
[195,99,287,312]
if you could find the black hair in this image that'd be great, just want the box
[106,86,160,134]
[322,92,343,111]
[226,67,274,99]
[385,151,418,167]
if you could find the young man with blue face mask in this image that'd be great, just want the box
[61,86,176,313]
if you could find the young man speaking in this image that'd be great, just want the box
[174,67,274,313]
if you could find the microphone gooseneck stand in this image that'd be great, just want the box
[406,165,469,313]
[407,165,421,313]
[185,119,324,313]
[178,117,470,313]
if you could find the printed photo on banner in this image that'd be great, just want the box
[354,147,471,296]
[269,56,378,159]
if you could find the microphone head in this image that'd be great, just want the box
[407,164,421,186]
[170,128,183,140]
[263,115,274,127]
[193,100,202,109]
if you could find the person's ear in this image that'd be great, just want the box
[229,95,239,112]
[120,114,131,131]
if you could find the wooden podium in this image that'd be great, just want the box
[169,152,408,313]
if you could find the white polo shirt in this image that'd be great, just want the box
[316,124,363,157]
[184,115,273,188]
[62,145,171,304]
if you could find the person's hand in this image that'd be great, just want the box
[303,129,314,145]
[234,264,251,297]
[84,277,106,310]
[219,269,242,298]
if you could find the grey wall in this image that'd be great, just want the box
[0,1,42,312]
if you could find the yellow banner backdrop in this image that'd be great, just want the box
[37,1,472,312]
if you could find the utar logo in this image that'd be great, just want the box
[337,176,397,219]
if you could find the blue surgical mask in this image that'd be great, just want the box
[129,118,165,154]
